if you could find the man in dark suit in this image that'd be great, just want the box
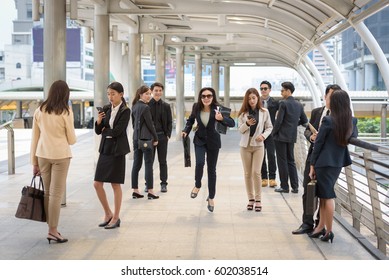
[273,82,308,193]
[148,82,173,193]
[292,84,341,234]
[260,80,279,188]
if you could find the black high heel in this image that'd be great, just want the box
[147,193,159,200]
[255,200,262,212]
[132,192,144,199]
[308,228,326,238]
[105,219,121,229]
[98,217,112,227]
[320,231,334,243]
[206,197,214,212]
[247,199,255,211]
[190,187,200,198]
[47,233,68,244]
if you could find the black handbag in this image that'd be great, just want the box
[182,135,191,167]
[215,105,232,134]
[138,139,153,151]
[15,176,46,222]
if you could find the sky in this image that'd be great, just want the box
[0,0,17,49]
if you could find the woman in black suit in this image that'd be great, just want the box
[131,85,159,199]
[182,87,235,212]
[94,82,131,229]
[309,89,358,242]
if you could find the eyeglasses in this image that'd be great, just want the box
[260,87,269,91]
[201,94,213,99]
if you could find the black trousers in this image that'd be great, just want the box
[132,140,154,190]
[194,144,219,199]
[302,154,319,228]
[274,140,298,191]
[261,135,277,180]
[152,133,169,186]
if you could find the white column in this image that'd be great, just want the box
[156,39,166,91]
[365,63,377,90]
[175,47,185,140]
[297,64,321,108]
[303,55,325,102]
[223,65,230,108]
[212,60,220,99]
[194,51,202,101]
[128,33,142,102]
[43,0,66,98]
[94,3,110,107]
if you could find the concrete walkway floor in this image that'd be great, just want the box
[0,129,375,260]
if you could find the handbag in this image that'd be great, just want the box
[15,176,46,222]
[138,139,153,151]
[306,180,317,216]
[182,135,191,167]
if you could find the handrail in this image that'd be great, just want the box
[0,121,15,174]
[295,128,389,259]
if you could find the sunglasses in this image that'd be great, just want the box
[201,94,213,99]
[260,87,269,91]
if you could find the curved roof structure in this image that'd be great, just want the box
[75,0,388,68]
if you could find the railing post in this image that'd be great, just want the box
[363,151,387,255]
[344,165,360,230]
[5,123,16,175]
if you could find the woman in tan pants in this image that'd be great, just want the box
[30,80,76,243]
[238,88,273,212]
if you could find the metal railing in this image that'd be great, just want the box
[0,121,15,174]
[296,127,389,259]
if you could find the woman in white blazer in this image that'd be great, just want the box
[238,88,273,212]
[30,80,76,244]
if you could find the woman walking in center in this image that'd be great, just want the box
[131,85,159,199]
[94,82,131,229]
[238,88,273,212]
[309,89,358,243]
[182,87,235,212]
[30,80,76,243]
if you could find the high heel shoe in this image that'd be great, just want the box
[320,231,334,243]
[308,228,326,238]
[147,193,159,200]
[105,218,121,229]
[206,197,214,212]
[47,233,68,244]
[190,187,200,198]
[98,217,112,227]
[255,201,262,212]
[132,192,144,199]
[247,199,255,211]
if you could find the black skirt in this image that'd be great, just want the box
[315,166,342,199]
[94,153,126,184]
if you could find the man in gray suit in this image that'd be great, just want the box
[272,82,308,193]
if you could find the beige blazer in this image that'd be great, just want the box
[238,109,273,148]
[30,107,77,165]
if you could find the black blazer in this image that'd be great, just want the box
[148,98,173,138]
[272,96,308,143]
[310,116,358,168]
[304,106,326,157]
[183,103,235,150]
[131,100,158,142]
[266,96,279,125]
[95,103,131,156]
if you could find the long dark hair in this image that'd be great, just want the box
[132,85,150,106]
[330,89,352,147]
[40,80,70,115]
[107,82,127,106]
[238,87,263,116]
[195,87,220,112]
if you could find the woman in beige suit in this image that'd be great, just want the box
[238,88,273,212]
[30,80,76,244]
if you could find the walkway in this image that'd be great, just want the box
[0,129,375,260]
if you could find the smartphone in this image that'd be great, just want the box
[247,115,255,120]
[96,106,103,113]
